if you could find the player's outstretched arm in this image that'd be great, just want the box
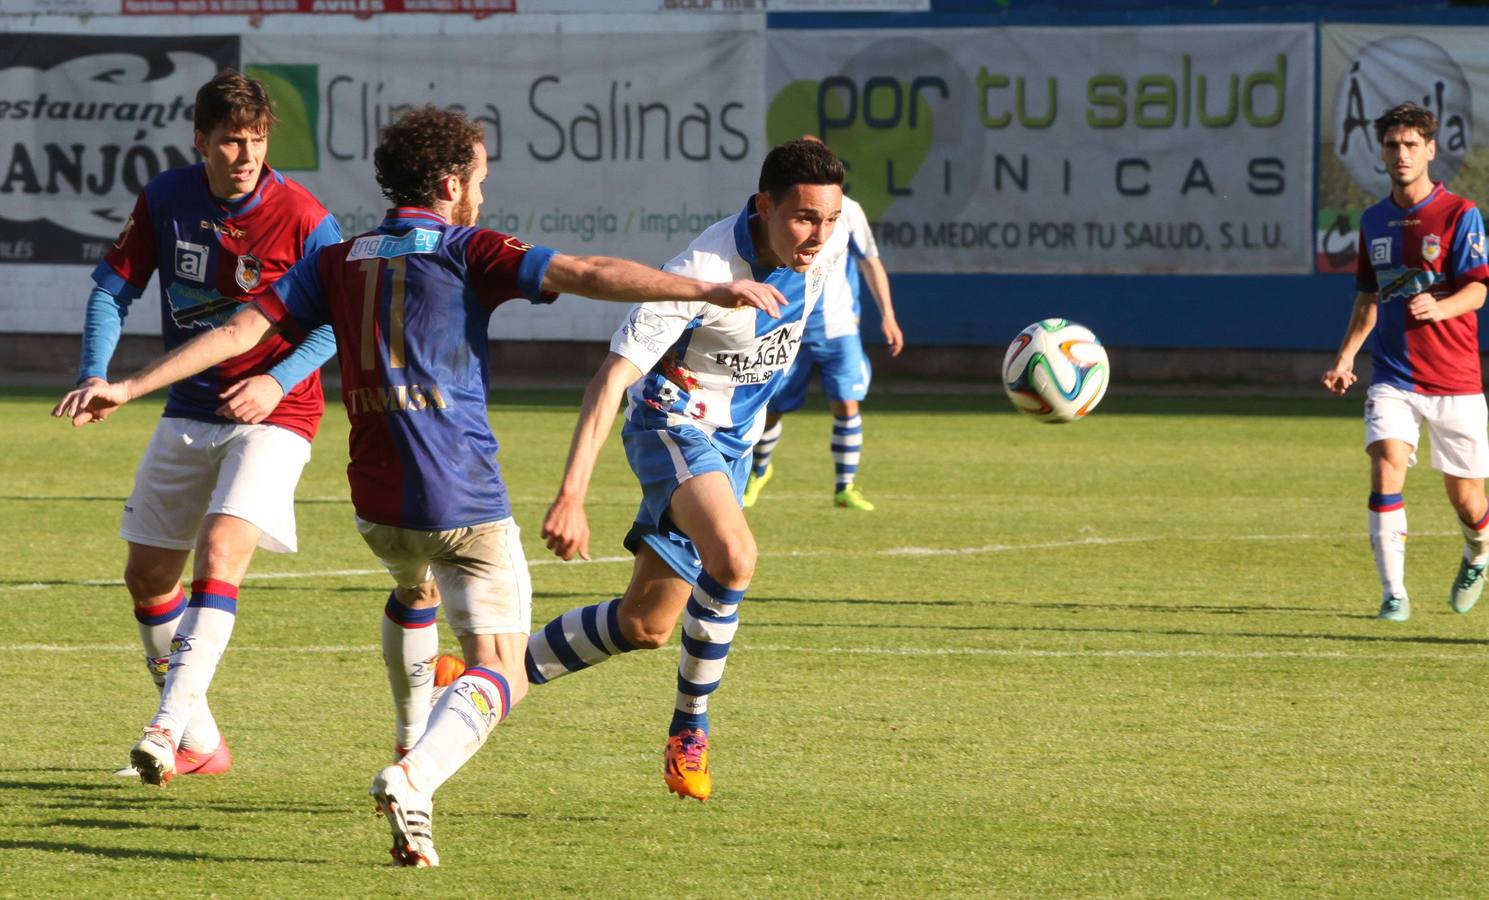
[1321,291,1377,396]
[857,256,904,357]
[543,352,644,562]
[542,254,783,317]
[52,305,279,426]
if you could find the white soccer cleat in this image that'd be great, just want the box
[370,762,438,868]
[129,726,177,786]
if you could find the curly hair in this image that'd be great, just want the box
[1374,102,1438,145]
[374,105,485,209]
[194,69,276,136]
[758,138,844,202]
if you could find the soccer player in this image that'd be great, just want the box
[528,138,848,801]
[743,135,904,511]
[71,70,341,778]
[54,106,783,866]
[1321,101,1489,622]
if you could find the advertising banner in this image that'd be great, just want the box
[767,25,1314,274]
[1318,25,1487,274]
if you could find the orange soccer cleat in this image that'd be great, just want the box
[433,654,466,687]
[663,728,712,801]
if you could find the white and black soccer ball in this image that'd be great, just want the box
[1001,319,1110,423]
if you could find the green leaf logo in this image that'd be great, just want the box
[247,64,320,172]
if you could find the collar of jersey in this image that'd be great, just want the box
[204,163,280,217]
[383,207,450,230]
[1390,182,1445,214]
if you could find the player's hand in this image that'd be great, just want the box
[217,374,285,424]
[1321,365,1357,395]
[541,494,591,561]
[1407,292,1444,322]
[881,315,905,357]
[704,280,784,318]
[52,377,131,426]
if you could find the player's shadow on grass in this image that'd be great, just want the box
[46,817,205,831]
[744,594,1340,615]
[0,838,328,865]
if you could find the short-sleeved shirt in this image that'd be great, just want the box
[254,207,556,531]
[93,163,341,441]
[608,194,850,458]
[809,193,878,342]
[1356,183,1489,395]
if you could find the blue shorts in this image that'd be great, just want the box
[621,422,751,583]
[770,333,872,414]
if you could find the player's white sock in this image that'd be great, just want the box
[134,587,186,689]
[832,414,863,492]
[401,666,510,794]
[752,421,783,477]
[151,579,237,747]
[382,593,440,751]
[671,573,744,735]
[524,598,633,685]
[1461,507,1489,565]
[1369,493,1408,599]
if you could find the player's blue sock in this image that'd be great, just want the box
[752,421,782,477]
[382,592,440,751]
[524,598,634,685]
[671,572,745,736]
[832,413,863,492]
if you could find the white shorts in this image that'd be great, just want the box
[1363,383,1489,478]
[355,515,533,637]
[121,417,312,553]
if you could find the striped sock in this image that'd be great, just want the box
[402,666,511,794]
[1368,492,1408,599]
[525,598,634,685]
[152,579,238,746]
[752,421,783,477]
[382,593,440,751]
[832,414,863,492]
[134,588,185,689]
[671,572,745,736]
[1461,507,1489,565]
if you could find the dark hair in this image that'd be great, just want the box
[374,105,485,208]
[193,69,276,136]
[758,139,845,202]
[1374,102,1438,144]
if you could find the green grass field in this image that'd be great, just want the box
[3,385,1488,897]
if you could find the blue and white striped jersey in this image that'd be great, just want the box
[609,194,849,458]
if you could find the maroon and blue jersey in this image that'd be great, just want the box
[1357,183,1489,395]
[94,163,342,440]
[254,208,557,531]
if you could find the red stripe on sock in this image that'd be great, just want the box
[1474,510,1489,531]
[463,667,510,720]
[191,578,239,599]
[137,588,186,619]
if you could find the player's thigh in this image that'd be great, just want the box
[192,513,265,584]
[816,334,872,404]
[120,418,220,551]
[770,342,818,415]
[210,424,312,554]
[428,518,532,639]
[1423,393,1489,479]
[1364,384,1421,481]
[668,469,756,586]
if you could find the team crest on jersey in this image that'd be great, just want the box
[174,240,209,282]
[1422,234,1442,263]
[234,254,262,291]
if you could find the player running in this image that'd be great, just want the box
[527,138,847,801]
[54,105,783,867]
[68,70,341,779]
[743,135,904,511]
[1322,101,1489,621]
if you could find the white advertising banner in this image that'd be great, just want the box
[766,25,1314,274]
[1317,24,1488,274]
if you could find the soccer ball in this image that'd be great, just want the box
[1001,319,1110,423]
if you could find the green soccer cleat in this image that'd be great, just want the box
[1376,595,1410,622]
[1451,559,1486,614]
[741,463,773,508]
[834,484,876,511]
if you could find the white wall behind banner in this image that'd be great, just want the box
[766,25,1315,275]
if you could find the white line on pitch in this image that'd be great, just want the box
[1,642,1485,663]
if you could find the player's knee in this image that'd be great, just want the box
[704,539,757,587]
[123,562,177,604]
[618,614,673,650]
